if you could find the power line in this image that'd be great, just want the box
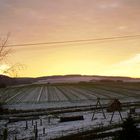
[7,34,140,47]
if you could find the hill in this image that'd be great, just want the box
[0,74,140,86]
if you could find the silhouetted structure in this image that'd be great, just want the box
[107,99,123,123]
[91,98,106,120]
[107,98,122,112]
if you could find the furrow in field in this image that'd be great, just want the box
[47,86,60,101]
[36,86,44,102]
[115,87,140,96]
[7,87,34,104]
[68,87,104,100]
[60,86,80,100]
[21,87,41,103]
[56,86,73,102]
[38,86,48,102]
[5,87,26,103]
[20,87,34,102]
[93,85,139,99]
[53,87,68,101]
[52,86,61,101]
[75,85,106,99]
[8,89,27,104]
[44,86,49,101]
[15,89,33,103]
[59,86,81,100]
[0,88,12,101]
[63,86,90,100]
[30,87,41,103]
[68,86,99,100]
[108,84,140,91]
[88,86,126,98]
[105,85,140,96]
[98,84,140,95]
[1,87,22,102]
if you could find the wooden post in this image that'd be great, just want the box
[32,119,34,126]
[48,116,50,123]
[34,125,36,132]
[43,128,45,134]
[40,119,42,126]
[34,121,38,140]
[35,128,38,140]
[15,135,17,140]
[35,121,37,129]
[25,120,28,129]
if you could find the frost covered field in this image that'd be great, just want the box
[0,82,140,110]
[0,82,140,139]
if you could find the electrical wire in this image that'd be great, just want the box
[7,34,140,47]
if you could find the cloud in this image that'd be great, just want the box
[103,54,140,77]
[115,54,140,67]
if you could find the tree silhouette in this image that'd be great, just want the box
[0,34,25,77]
[0,34,11,112]
[0,34,11,61]
[113,116,140,140]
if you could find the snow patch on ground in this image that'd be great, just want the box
[1,108,138,140]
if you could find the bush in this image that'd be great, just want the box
[113,116,140,140]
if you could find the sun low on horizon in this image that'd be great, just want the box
[0,0,140,78]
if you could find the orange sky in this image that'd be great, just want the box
[0,0,140,77]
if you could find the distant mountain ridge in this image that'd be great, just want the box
[0,74,140,86]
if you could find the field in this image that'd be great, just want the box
[0,82,140,110]
[0,82,140,140]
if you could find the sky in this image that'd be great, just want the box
[0,0,140,77]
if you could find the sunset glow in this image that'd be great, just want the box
[0,0,140,77]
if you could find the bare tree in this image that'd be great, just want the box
[0,34,24,77]
[0,34,22,111]
[4,63,24,77]
[0,34,11,110]
[0,33,11,62]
